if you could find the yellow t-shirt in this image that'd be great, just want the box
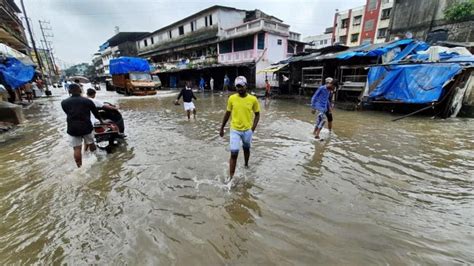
[226,93,260,131]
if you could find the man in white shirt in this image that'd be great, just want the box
[86,88,118,125]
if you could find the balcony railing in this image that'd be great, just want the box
[218,50,265,64]
[0,0,22,26]
[223,19,289,39]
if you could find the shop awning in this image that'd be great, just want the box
[256,64,288,74]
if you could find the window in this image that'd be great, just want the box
[362,38,372,44]
[219,40,232,53]
[377,28,388,38]
[168,30,172,39]
[320,40,324,45]
[234,35,254,51]
[341,18,349,29]
[190,20,197,31]
[257,32,265,49]
[351,33,359,42]
[179,26,184,35]
[144,39,148,47]
[205,15,213,27]
[339,35,347,44]
[151,37,154,45]
[353,15,362,26]
[364,19,374,31]
[324,39,328,44]
[277,39,282,45]
[368,0,377,10]
[381,8,391,20]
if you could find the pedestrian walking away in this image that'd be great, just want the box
[311,77,335,140]
[176,82,197,120]
[61,83,103,168]
[24,83,33,103]
[219,76,260,183]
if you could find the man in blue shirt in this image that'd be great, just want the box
[311,77,335,139]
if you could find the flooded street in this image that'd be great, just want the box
[1,88,473,264]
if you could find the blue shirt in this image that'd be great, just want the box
[311,85,330,112]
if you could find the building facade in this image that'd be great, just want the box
[304,27,333,50]
[137,5,302,88]
[97,32,148,76]
[333,0,394,46]
[0,0,29,54]
[388,0,474,43]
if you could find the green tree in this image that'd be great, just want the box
[444,0,474,22]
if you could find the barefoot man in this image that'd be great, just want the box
[219,76,260,183]
[61,83,103,167]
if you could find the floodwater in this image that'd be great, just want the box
[1,88,473,264]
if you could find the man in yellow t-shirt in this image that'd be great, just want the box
[219,76,260,183]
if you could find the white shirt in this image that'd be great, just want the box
[89,98,104,124]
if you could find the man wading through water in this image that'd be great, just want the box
[175,81,197,120]
[61,83,103,167]
[219,76,260,183]
[311,77,335,140]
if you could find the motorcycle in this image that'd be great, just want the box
[93,104,125,150]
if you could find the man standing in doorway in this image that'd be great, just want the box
[311,77,335,140]
[199,76,205,92]
[219,76,260,183]
[210,77,214,92]
[175,81,197,120]
[223,74,230,93]
[61,83,103,167]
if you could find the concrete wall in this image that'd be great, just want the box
[389,0,474,42]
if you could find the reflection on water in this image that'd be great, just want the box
[0,88,473,264]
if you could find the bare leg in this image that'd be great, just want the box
[193,109,196,119]
[73,146,82,168]
[328,121,332,132]
[187,110,191,120]
[89,143,97,152]
[243,147,250,167]
[229,153,238,180]
[314,128,322,139]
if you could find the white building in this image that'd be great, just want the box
[304,27,333,50]
[137,5,303,89]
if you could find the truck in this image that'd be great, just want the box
[109,57,157,96]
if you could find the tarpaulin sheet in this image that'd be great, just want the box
[336,39,414,60]
[0,57,35,89]
[109,57,150,75]
[368,63,462,103]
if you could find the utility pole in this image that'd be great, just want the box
[19,0,44,74]
[38,20,57,75]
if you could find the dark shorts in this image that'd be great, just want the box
[326,111,333,122]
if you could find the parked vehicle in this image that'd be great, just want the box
[109,57,157,96]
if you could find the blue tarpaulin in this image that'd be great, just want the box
[0,57,35,89]
[336,39,415,60]
[109,57,150,75]
[368,63,462,103]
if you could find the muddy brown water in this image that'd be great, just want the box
[0,88,473,264]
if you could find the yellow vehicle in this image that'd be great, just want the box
[112,72,157,96]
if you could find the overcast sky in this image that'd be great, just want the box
[18,0,364,67]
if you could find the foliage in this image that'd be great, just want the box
[64,63,94,78]
[444,0,474,22]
